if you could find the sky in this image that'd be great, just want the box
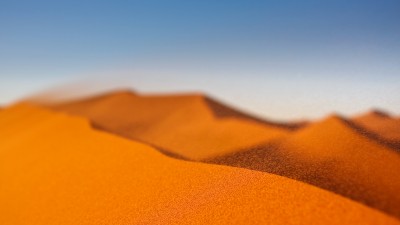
[0,0,399,120]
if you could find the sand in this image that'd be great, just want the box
[0,103,398,225]
[43,90,400,219]
[352,110,400,149]
[210,115,400,218]
[49,90,298,160]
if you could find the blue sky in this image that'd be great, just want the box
[1,0,399,120]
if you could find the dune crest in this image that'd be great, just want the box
[353,110,400,149]
[0,103,399,224]
[47,90,296,160]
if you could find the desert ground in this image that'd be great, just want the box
[1,90,399,224]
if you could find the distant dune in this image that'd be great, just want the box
[352,110,400,149]
[2,104,398,224]
[48,90,301,160]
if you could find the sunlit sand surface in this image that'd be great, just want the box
[1,90,399,224]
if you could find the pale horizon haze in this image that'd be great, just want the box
[1,0,399,120]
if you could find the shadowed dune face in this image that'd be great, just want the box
[209,115,400,218]
[202,97,306,130]
[48,91,296,160]
[2,104,399,224]
[353,110,400,149]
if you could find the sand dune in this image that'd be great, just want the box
[48,90,298,160]
[352,110,400,149]
[210,115,400,218]
[0,103,398,225]
[42,90,400,218]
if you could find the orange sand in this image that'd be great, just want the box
[0,103,398,225]
[50,90,296,160]
[45,91,400,218]
[353,110,400,149]
[211,115,400,218]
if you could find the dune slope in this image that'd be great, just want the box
[49,91,296,160]
[0,104,398,224]
[210,115,400,218]
[352,110,400,149]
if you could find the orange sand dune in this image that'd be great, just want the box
[48,90,299,160]
[46,90,400,217]
[210,115,400,218]
[0,104,399,225]
[352,110,400,149]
